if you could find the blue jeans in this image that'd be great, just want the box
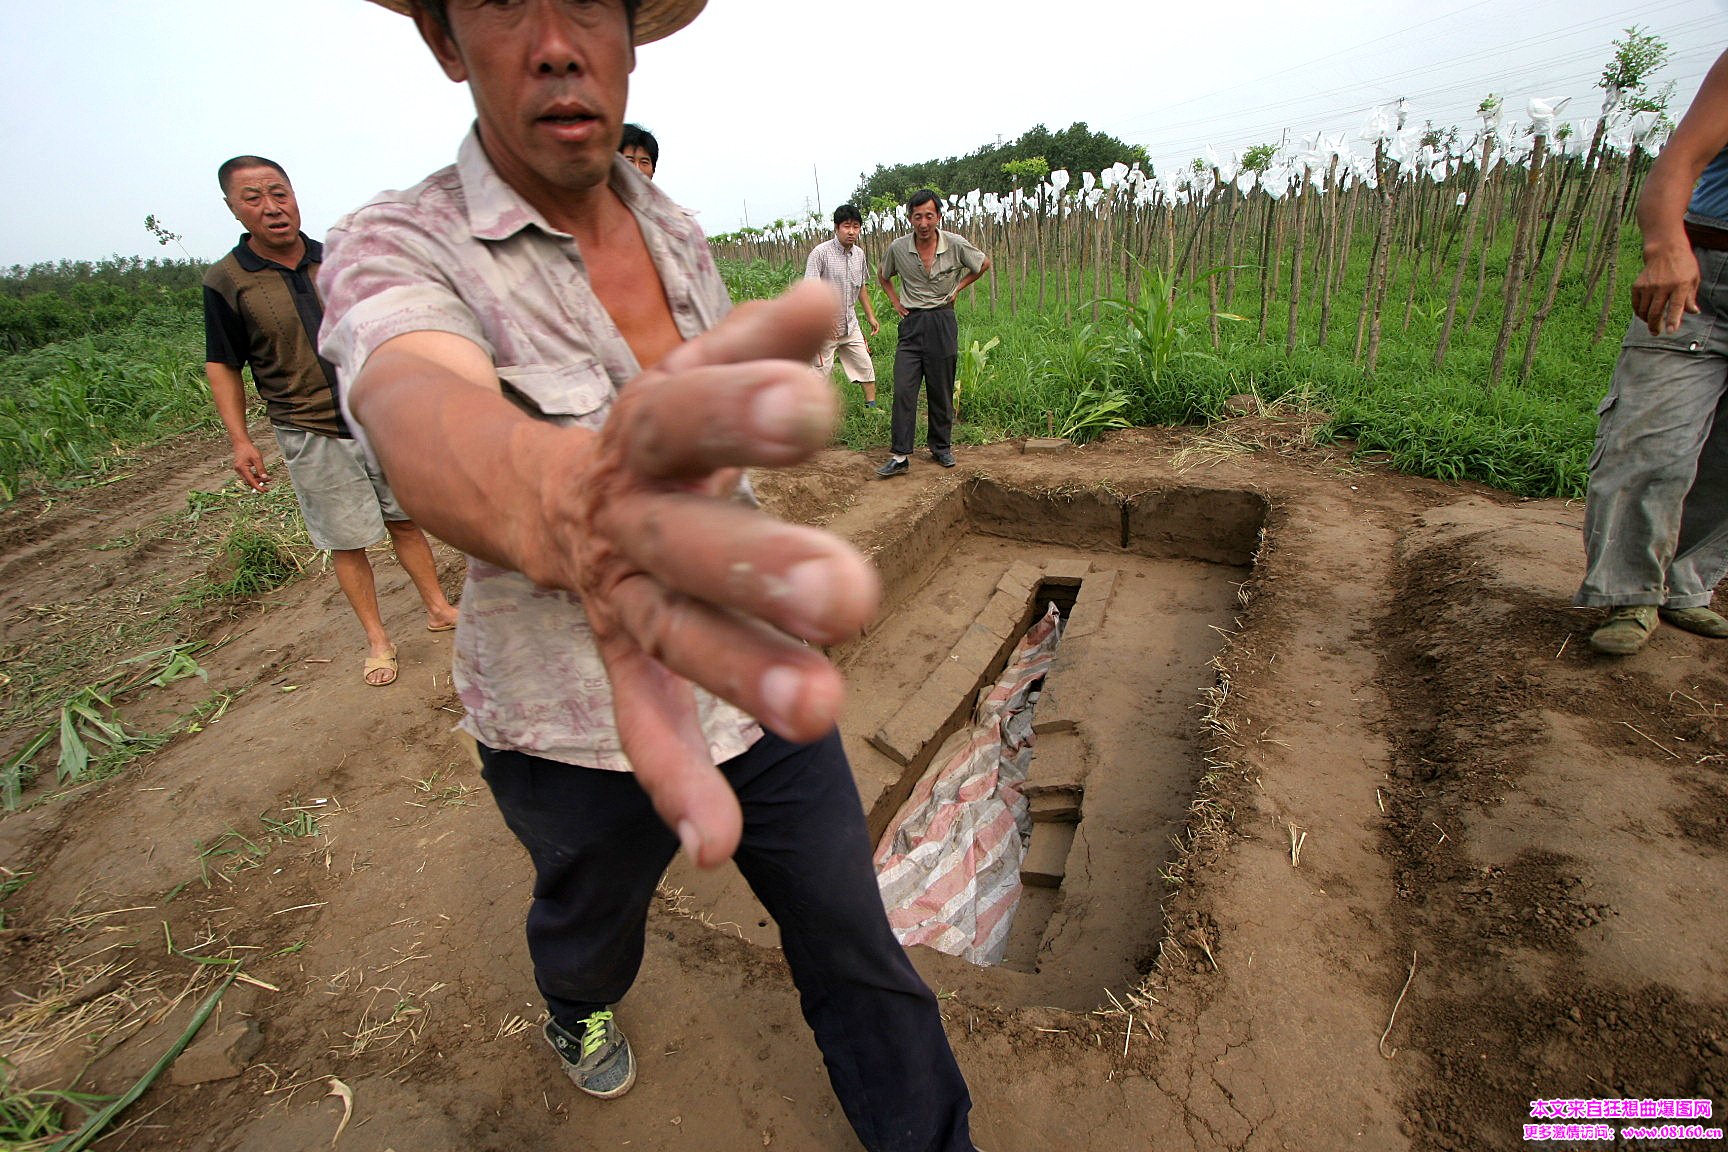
[1578,244,1728,609]
[478,730,975,1152]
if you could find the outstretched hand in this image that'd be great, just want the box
[354,282,877,869]
[539,280,880,867]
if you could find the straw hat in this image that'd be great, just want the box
[364,0,705,45]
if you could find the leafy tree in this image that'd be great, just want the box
[1602,26,1670,99]
[1241,143,1277,173]
[850,122,1152,206]
[0,256,203,353]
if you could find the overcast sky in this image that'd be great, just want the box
[1,0,1721,268]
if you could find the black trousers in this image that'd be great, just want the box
[891,307,959,457]
[478,730,975,1152]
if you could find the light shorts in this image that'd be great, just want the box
[271,425,407,551]
[816,327,876,384]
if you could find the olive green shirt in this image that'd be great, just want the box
[878,230,987,311]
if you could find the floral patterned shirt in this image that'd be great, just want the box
[319,126,760,771]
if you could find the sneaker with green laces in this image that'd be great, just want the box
[1658,605,1728,639]
[1589,605,1658,655]
[545,1011,636,1099]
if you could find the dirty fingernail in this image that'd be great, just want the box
[779,558,831,624]
[677,819,703,865]
[761,665,802,732]
[751,381,830,446]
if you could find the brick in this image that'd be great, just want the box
[1033,636,1090,733]
[1076,567,1119,610]
[929,661,982,716]
[999,560,1042,600]
[1023,437,1071,453]
[1031,675,1071,734]
[868,720,916,767]
[947,624,1003,687]
[1031,668,1083,733]
[1029,789,1082,823]
[1064,602,1101,639]
[1021,822,1075,887]
[1024,729,1088,792]
[1061,569,1116,638]
[1041,559,1091,586]
[976,589,1028,642]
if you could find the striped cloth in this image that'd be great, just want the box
[874,603,1061,966]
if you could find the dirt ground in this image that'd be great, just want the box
[2,415,1726,1151]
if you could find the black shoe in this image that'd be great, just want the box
[930,448,956,468]
[876,456,910,478]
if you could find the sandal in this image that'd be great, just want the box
[364,647,399,686]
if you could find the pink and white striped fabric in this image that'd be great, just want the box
[874,604,1062,966]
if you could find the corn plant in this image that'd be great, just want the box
[955,335,1000,420]
[1058,384,1133,444]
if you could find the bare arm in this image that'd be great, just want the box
[346,280,878,868]
[857,283,880,335]
[204,361,268,492]
[878,272,907,317]
[949,255,993,303]
[1634,48,1728,335]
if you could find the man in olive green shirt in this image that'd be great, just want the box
[875,189,990,477]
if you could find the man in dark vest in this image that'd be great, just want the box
[203,156,458,685]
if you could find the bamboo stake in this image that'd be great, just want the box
[1488,130,1550,388]
[1434,131,1492,368]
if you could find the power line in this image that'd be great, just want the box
[1128,32,1717,162]
[1120,0,1710,141]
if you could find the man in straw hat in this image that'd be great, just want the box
[319,2,976,1148]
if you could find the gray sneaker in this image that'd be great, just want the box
[545,1011,636,1099]
[1589,605,1658,656]
[1659,605,1728,639]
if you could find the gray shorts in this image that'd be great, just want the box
[272,425,407,551]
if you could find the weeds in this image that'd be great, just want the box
[407,767,473,809]
[1,645,205,810]
[0,868,32,930]
[0,1064,111,1151]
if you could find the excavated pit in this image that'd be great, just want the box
[665,476,1267,1009]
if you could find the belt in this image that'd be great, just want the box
[1686,220,1728,251]
[908,302,953,312]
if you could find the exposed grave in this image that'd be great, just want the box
[664,477,1265,1009]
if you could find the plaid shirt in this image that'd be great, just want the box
[318,127,761,772]
[804,236,869,339]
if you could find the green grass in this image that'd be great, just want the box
[0,1066,111,1152]
[0,236,1628,510]
[733,220,1630,499]
[0,307,214,502]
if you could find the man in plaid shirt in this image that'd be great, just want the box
[804,204,881,408]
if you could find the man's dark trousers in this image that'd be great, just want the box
[891,305,959,457]
[477,729,975,1152]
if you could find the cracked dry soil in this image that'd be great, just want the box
[1,423,1725,1151]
